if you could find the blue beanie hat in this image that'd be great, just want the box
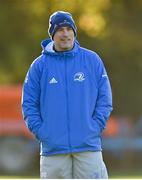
[48,11,77,39]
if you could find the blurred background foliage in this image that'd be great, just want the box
[0,0,142,119]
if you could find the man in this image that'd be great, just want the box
[22,11,113,179]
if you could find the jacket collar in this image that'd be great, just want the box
[41,38,80,56]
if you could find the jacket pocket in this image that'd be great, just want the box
[36,122,48,142]
[91,118,102,136]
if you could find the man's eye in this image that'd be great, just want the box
[67,27,72,30]
[58,28,63,31]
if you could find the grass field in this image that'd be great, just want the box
[1,176,142,179]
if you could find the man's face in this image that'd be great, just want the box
[53,26,75,51]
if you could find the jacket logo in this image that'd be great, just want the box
[74,72,85,82]
[49,77,58,84]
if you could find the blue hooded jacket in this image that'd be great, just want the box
[22,39,113,156]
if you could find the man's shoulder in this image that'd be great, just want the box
[29,54,46,73]
[31,54,46,66]
[79,46,98,58]
[79,46,102,64]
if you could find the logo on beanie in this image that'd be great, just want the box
[59,20,70,26]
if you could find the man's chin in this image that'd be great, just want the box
[60,45,73,51]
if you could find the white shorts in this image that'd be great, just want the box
[40,151,108,179]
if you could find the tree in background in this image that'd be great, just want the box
[0,0,142,118]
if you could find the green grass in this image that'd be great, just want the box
[109,170,142,179]
[1,176,142,179]
[0,176,39,179]
[111,176,142,179]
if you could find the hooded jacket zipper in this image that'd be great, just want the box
[64,56,72,151]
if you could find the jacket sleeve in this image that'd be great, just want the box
[92,55,113,131]
[21,58,42,138]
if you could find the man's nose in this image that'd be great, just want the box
[62,30,68,36]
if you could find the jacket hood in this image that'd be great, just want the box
[41,38,80,56]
